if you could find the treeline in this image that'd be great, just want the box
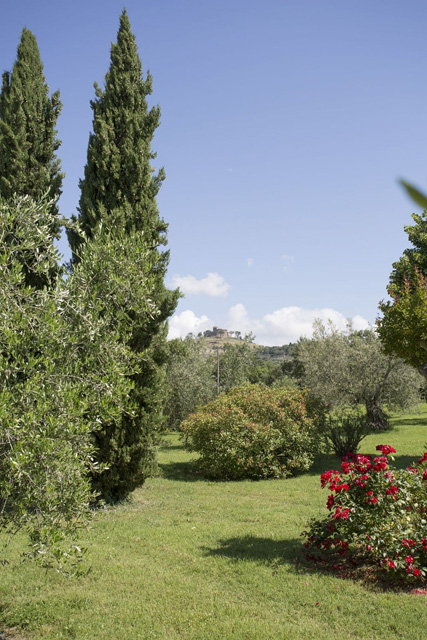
[165,324,424,452]
[0,11,178,571]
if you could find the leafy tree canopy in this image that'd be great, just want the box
[0,195,142,573]
[296,321,422,430]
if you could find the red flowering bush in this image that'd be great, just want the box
[181,383,315,480]
[303,445,427,584]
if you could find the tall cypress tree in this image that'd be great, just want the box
[0,28,63,231]
[0,29,63,289]
[70,10,179,501]
[68,10,166,259]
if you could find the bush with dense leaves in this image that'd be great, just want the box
[0,196,142,573]
[181,383,315,480]
[303,445,427,585]
[318,408,369,457]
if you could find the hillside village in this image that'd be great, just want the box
[190,326,295,363]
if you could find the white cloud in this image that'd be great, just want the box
[171,272,231,297]
[227,304,370,346]
[352,314,371,331]
[247,257,254,267]
[168,310,211,339]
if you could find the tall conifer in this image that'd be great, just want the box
[0,29,63,289]
[70,10,179,500]
[0,29,63,231]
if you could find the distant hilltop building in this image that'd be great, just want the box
[203,327,242,339]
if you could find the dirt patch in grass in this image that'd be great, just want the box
[0,628,30,640]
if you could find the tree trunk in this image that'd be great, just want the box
[365,396,390,431]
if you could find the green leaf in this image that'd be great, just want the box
[399,179,427,210]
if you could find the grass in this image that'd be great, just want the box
[1,406,427,640]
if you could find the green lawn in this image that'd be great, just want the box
[1,407,427,640]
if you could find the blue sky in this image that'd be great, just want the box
[2,0,427,344]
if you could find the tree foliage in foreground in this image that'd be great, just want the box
[0,196,148,572]
[68,10,179,500]
[296,321,422,430]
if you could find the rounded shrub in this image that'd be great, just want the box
[181,383,315,480]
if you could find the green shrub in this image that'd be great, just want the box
[319,408,369,457]
[181,383,315,480]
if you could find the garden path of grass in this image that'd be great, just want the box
[1,406,427,639]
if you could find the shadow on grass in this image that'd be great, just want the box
[309,453,425,475]
[159,454,424,483]
[389,417,427,428]
[205,535,302,566]
[158,460,204,482]
[158,444,184,452]
[204,535,425,592]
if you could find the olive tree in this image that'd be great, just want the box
[0,195,156,572]
[296,321,422,430]
[164,337,216,429]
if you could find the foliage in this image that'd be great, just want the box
[387,209,427,291]
[303,445,427,585]
[0,29,63,261]
[317,408,369,457]
[67,222,162,502]
[378,270,427,378]
[67,9,166,260]
[217,335,257,393]
[67,10,179,500]
[296,321,422,430]
[214,335,292,391]
[377,202,427,381]
[181,383,315,480]
[164,337,216,430]
[247,356,289,387]
[379,271,427,385]
[0,196,140,572]
[399,178,427,214]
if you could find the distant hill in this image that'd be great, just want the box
[198,334,253,357]
[193,329,295,362]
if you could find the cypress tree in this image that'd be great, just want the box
[0,28,63,230]
[70,10,179,501]
[68,9,166,259]
[0,28,63,288]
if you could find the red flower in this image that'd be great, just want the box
[386,485,398,496]
[376,445,396,456]
[334,483,349,493]
[373,456,388,471]
[321,469,336,488]
[333,506,350,520]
